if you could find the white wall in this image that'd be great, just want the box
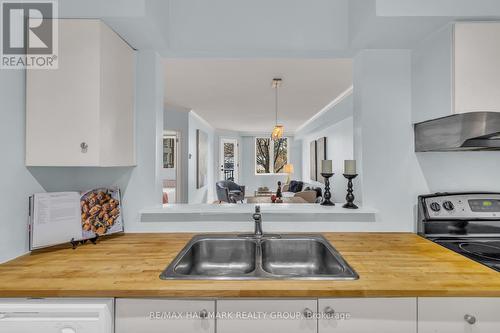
[121,50,164,231]
[188,112,215,204]
[0,71,45,263]
[415,153,500,193]
[412,23,453,123]
[296,92,354,203]
[353,49,423,232]
[240,135,302,195]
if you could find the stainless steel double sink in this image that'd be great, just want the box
[160,234,359,280]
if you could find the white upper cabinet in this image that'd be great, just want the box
[454,22,500,114]
[412,22,500,123]
[26,19,135,167]
[418,297,500,333]
[319,298,417,333]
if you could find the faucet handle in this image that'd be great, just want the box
[253,205,261,221]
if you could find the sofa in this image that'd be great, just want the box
[283,180,323,203]
[216,180,246,203]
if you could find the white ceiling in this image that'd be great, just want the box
[164,59,353,133]
[58,0,500,57]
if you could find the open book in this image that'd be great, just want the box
[29,188,124,250]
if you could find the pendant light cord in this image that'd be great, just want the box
[275,83,279,125]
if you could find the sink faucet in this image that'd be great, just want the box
[253,205,263,238]
[237,206,279,240]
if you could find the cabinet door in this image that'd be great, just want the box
[26,20,101,166]
[454,22,500,114]
[418,297,500,333]
[217,299,317,333]
[318,298,416,333]
[115,299,215,333]
[0,298,113,333]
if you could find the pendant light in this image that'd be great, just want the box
[271,78,284,140]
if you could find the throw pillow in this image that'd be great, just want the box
[289,180,304,193]
[313,187,323,198]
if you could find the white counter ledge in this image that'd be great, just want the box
[140,203,377,223]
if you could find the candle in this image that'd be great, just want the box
[321,160,333,174]
[344,160,356,175]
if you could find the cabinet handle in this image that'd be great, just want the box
[80,142,88,153]
[60,328,76,333]
[303,308,314,319]
[324,306,335,318]
[464,314,476,325]
[199,309,209,319]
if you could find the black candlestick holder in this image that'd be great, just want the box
[320,172,335,206]
[343,174,358,209]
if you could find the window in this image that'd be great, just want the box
[163,135,176,168]
[255,137,288,174]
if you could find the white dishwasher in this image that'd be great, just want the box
[0,298,113,333]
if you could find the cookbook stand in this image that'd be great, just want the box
[70,235,100,249]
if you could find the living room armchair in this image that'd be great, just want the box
[216,180,246,203]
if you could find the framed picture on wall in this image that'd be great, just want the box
[309,140,317,181]
[316,137,327,183]
[196,129,208,189]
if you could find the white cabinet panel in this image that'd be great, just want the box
[217,299,317,333]
[0,298,113,333]
[318,298,416,333]
[26,19,135,167]
[413,22,500,122]
[418,297,500,333]
[26,19,101,166]
[98,21,136,167]
[454,22,500,114]
[115,298,215,333]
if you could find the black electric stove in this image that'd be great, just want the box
[418,192,500,272]
[432,238,500,272]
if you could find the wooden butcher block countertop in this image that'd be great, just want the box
[1,233,500,298]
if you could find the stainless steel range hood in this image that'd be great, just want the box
[414,112,500,152]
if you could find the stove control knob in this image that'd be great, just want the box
[443,201,455,211]
[430,202,441,212]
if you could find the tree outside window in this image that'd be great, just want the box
[223,143,235,170]
[255,137,288,174]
